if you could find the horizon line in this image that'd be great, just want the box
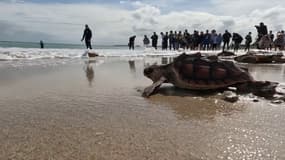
[0,40,129,46]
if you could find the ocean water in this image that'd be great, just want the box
[1,40,284,69]
[0,41,180,69]
[0,41,192,63]
[0,41,127,49]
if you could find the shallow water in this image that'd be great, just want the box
[0,57,284,160]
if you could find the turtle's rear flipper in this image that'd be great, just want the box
[142,77,166,97]
[238,81,278,98]
[252,81,278,98]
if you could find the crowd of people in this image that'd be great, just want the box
[128,22,285,52]
[140,29,252,52]
[78,23,285,52]
[136,29,249,52]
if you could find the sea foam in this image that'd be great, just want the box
[0,47,182,60]
[1,46,282,61]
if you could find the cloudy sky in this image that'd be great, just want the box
[0,0,285,45]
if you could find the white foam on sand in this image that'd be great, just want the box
[0,47,222,60]
[0,46,283,61]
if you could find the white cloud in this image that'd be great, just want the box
[210,0,282,16]
[119,1,126,4]
[0,1,285,45]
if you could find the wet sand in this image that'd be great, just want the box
[0,57,285,160]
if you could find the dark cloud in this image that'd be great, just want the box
[132,13,141,20]
[132,26,153,36]
[222,19,235,27]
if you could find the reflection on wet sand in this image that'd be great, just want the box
[239,63,285,83]
[84,60,95,87]
[143,56,175,68]
[147,86,245,120]
[128,60,136,73]
[161,57,168,64]
[161,57,174,65]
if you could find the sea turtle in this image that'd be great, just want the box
[234,51,285,63]
[88,51,99,57]
[217,50,235,57]
[142,52,279,98]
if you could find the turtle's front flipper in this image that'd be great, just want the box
[142,77,166,97]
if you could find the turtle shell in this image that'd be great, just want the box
[170,53,253,90]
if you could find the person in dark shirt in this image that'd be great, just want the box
[184,29,191,49]
[198,31,204,50]
[151,32,158,50]
[128,35,136,50]
[232,33,243,52]
[255,22,268,36]
[244,32,252,52]
[161,32,168,50]
[217,33,222,50]
[143,35,150,47]
[274,31,284,51]
[40,40,44,49]
[203,30,210,50]
[269,30,274,50]
[174,31,179,50]
[81,24,93,49]
[194,30,200,50]
[168,30,174,50]
[177,31,184,49]
[222,30,232,51]
[255,22,268,45]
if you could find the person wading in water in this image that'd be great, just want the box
[81,24,93,49]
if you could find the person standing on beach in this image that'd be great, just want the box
[222,30,231,51]
[143,35,150,47]
[274,31,284,51]
[184,30,191,49]
[128,35,136,50]
[192,30,200,50]
[198,31,204,50]
[151,32,158,50]
[269,30,274,50]
[160,32,165,50]
[177,31,183,49]
[255,22,268,48]
[203,30,211,50]
[174,31,179,50]
[244,32,252,52]
[232,32,243,52]
[255,22,268,40]
[161,32,168,50]
[210,30,218,50]
[169,30,174,50]
[81,24,93,49]
[217,33,222,50]
[40,40,44,49]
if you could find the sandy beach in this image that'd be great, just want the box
[0,56,285,160]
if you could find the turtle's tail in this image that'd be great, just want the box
[237,81,279,98]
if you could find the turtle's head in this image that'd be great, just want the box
[144,65,164,82]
